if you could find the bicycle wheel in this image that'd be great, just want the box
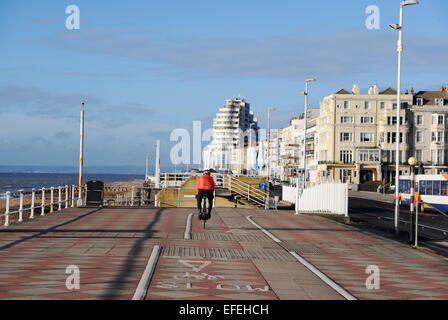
[202,198,207,229]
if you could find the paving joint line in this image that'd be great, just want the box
[246,214,358,300]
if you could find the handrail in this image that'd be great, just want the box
[223,175,270,208]
[418,200,448,219]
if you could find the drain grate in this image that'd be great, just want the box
[160,246,296,261]
[193,233,271,242]
[281,242,327,255]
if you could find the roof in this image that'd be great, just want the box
[379,87,397,95]
[413,91,448,106]
[335,89,352,94]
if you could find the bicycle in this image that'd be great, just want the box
[200,196,211,229]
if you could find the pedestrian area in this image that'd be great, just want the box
[0,206,447,300]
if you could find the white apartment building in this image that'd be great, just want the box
[278,109,320,183]
[203,97,259,172]
[411,88,448,174]
[318,84,414,184]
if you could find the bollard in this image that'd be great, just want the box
[415,202,419,247]
[71,185,75,208]
[30,188,36,219]
[65,185,69,209]
[18,189,24,222]
[4,191,11,226]
[50,187,54,213]
[178,188,181,208]
[41,187,46,216]
[131,186,135,207]
[58,186,62,212]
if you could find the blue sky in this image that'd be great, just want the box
[0,0,447,171]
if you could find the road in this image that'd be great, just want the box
[348,191,448,257]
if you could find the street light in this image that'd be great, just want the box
[249,123,255,175]
[390,0,419,234]
[301,78,316,191]
[267,107,275,181]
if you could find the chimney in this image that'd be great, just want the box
[410,87,414,94]
[440,86,444,92]
[405,89,409,94]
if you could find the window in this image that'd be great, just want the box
[361,116,374,124]
[360,132,374,142]
[432,114,445,125]
[393,103,397,110]
[340,132,353,142]
[431,150,437,163]
[380,102,385,109]
[340,116,353,123]
[340,169,352,183]
[420,181,426,195]
[434,181,441,195]
[435,98,444,107]
[344,101,349,109]
[416,98,424,106]
[358,149,380,162]
[431,131,443,142]
[426,181,433,195]
[441,181,448,196]
[387,116,403,125]
[380,132,385,143]
[387,132,403,143]
[416,131,422,143]
[364,101,370,110]
[416,115,423,125]
[340,150,353,163]
[399,180,411,194]
[415,149,422,162]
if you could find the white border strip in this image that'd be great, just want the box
[246,215,357,300]
[246,215,281,243]
[289,251,357,300]
[132,245,161,300]
[184,212,196,239]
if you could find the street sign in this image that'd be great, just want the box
[259,182,268,191]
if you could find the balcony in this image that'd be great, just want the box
[357,149,381,163]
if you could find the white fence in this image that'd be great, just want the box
[282,183,348,216]
[282,186,299,204]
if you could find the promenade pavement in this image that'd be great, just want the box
[0,205,447,300]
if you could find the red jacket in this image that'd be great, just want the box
[196,174,215,194]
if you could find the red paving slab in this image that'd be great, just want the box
[1,205,447,300]
[250,211,448,300]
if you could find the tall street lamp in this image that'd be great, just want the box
[267,107,275,180]
[390,0,419,234]
[77,100,85,207]
[301,78,316,191]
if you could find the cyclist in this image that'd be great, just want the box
[196,170,215,220]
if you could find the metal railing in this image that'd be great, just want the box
[223,175,271,209]
[103,185,152,206]
[0,185,86,227]
[154,188,215,208]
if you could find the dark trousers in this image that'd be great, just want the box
[197,189,214,214]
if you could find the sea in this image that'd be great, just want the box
[0,172,144,196]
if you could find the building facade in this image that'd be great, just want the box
[203,98,259,172]
[411,88,448,174]
[278,109,320,183]
[317,84,414,184]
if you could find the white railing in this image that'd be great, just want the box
[295,182,348,216]
[0,185,86,227]
[223,175,271,209]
